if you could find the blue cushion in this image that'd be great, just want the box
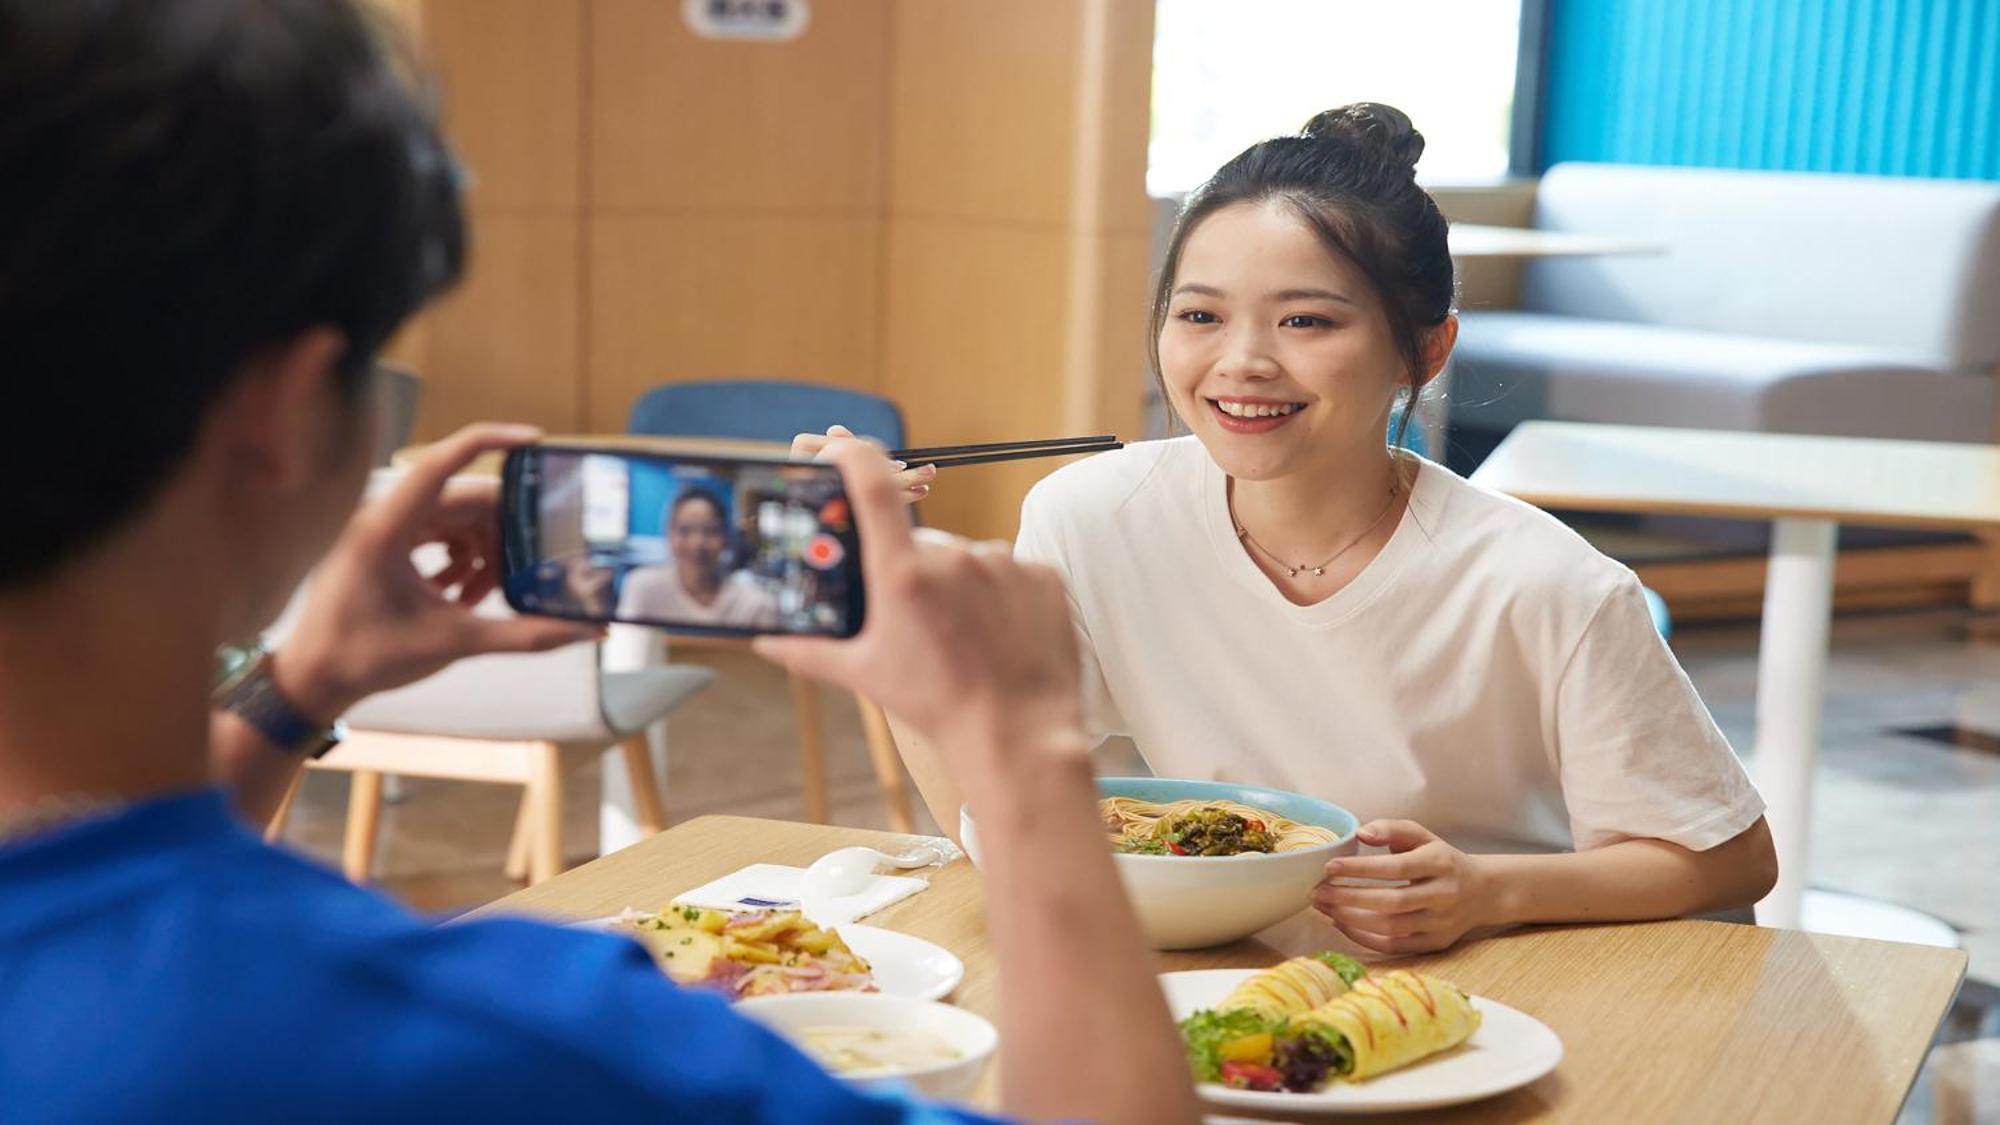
[1642,586,1672,639]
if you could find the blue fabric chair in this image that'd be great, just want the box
[628,380,906,451]
[1391,407,1672,639]
[625,378,916,831]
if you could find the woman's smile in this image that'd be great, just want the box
[1206,395,1308,434]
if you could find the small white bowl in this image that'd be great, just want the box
[961,777,1359,950]
[736,992,998,1101]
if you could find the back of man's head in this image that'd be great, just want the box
[0,0,464,590]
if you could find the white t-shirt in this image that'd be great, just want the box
[1014,437,1764,855]
[616,566,780,630]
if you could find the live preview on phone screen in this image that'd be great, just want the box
[503,446,863,638]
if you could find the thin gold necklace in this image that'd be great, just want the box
[1235,482,1402,579]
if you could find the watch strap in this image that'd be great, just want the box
[213,649,342,759]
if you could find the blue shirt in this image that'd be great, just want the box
[0,790,998,1123]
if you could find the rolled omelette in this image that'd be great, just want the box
[1289,970,1481,1082]
[1218,956,1352,1021]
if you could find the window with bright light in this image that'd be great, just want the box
[1149,0,1524,196]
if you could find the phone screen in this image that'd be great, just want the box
[502,445,863,638]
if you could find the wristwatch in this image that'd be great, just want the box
[212,645,343,759]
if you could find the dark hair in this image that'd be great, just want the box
[0,0,465,588]
[1149,102,1455,447]
[666,486,729,528]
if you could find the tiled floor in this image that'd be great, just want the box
[274,608,2000,1122]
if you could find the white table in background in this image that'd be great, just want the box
[1447,223,1664,260]
[1473,421,2000,944]
[1427,225,1664,457]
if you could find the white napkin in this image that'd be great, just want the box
[672,862,928,922]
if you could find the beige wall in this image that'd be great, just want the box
[1429,180,1539,312]
[386,0,1155,541]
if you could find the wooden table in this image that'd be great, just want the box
[476,815,1968,1123]
[1473,422,2000,939]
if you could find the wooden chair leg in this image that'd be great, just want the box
[856,695,914,833]
[526,742,564,885]
[342,770,385,883]
[263,770,306,843]
[789,672,830,824]
[503,787,533,882]
[620,735,669,835]
[1972,528,2000,612]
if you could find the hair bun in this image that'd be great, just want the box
[1303,103,1425,173]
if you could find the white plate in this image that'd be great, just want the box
[577,914,965,1003]
[1163,968,1562,1115]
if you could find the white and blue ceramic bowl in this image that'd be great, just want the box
[961,777,1359,950]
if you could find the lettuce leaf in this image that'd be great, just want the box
[1313,950,1368,985]
[1178,1008,1279,1082]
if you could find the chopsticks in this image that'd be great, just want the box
[887,435,1123,470]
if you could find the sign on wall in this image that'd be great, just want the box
[682,0,810,42]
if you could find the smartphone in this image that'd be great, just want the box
[500,443,864,638]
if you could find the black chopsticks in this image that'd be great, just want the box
[888,435,1123,470]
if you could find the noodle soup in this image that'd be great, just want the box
[1103,796,1342,857]
[962,778,1358,947]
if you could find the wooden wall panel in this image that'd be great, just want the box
[407,0,585,438]
[424,0,582,211]
[889,0,1152,233]
[418,211,581,436]
[1094,0,1158,236]
[1091,230,1155,441]
[884,0,1155,539]
[586,214,883,431]
[883,222,1073,538]
[590,0,889,213]
[888,2,1079,227]
[402,0,1154,539]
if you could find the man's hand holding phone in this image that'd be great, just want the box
[275,424,602,723]
[756,438,1201,1124]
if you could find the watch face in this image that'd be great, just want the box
[214,650,332,756]
[214,643,263,690]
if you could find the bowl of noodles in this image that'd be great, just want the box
[960,777,1359,949]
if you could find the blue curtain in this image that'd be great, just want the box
[1542,0,2000,180]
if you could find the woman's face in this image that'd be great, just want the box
[1158,200,1411,484]
[667,497,727,575]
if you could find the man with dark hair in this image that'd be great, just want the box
[0,2,1195,1121]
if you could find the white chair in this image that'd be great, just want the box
[299,635,713,884]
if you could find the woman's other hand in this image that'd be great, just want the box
[752,440,1081,771]
[1310,819,1495,954]
[790,424,936,504]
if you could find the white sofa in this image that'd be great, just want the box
[1452,163,2000,446]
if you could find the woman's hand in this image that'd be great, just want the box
[753,440,1082,770]
[1310,820,1495,954]
[790,424,936,504]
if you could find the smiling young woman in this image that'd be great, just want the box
[890,103,1778,955]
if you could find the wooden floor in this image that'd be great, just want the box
[273,615,2000,1124]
